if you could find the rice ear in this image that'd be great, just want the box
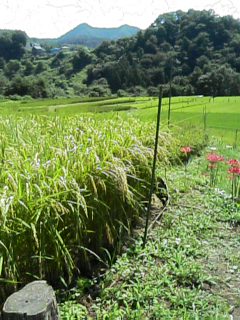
[0,114,179,296]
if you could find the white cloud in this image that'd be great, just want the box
[0,0,240,37]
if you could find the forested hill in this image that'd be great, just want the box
[86,9,240,96]
[30,24,140,49]
[57,23,140,47]
[2,9,240,98]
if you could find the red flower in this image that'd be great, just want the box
[207,153,224,163]
[180,146,192,154]
[228,166,240,175]
[227,159,240,167]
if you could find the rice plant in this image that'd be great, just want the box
[0,113,181,301]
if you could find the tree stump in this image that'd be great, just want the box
[2,281,59,320]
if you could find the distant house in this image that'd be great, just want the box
[31,44,46,56]
[49,47,61,55]
[49,46,70,56]
[60,46,71,55]
[61,46,69,51]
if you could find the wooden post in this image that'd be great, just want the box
[2,281,59,320]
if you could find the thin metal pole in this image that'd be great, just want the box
[167,79,172,128]
[234,129,238,149]
[203,105,207,132]
[142,86,163,248]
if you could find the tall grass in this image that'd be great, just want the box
[0,114,183,301]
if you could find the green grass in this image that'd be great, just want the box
[132,96,240,144]
[60,155,240,319]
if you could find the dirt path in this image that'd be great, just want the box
[201,222,240,319]
[171,186,240,319]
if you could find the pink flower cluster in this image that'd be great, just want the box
[207,153,224,169]
[205,152,239,197]
[206,154,240,176]
[207,153,224,163]
[227,159,240,176]
[180,146,192,155]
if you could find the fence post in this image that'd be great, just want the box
[202,105,208,143]
[142,86,163,248]
[2,281,59,320]
[167,81,172,127]
[202,106,207,130]
[234,129,238,149]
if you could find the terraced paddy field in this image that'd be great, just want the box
[0,95,239,144]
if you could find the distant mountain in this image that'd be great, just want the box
[59,23,140,42]
[31,23,141,48]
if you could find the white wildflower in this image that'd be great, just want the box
[175,238,181,245]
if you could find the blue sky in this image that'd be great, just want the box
[1,0,239,38]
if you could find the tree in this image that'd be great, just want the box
[11,31,27,59]
[0,73,8,94]
[4,60,21,78]
[5,76,29,96]
[0,57,5,69]
[72,48,93,72]
[24,61,34,76]
[197,64,240,96]
[35,61,46,74]
[0,31,26,60]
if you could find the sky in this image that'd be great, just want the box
[0,0,240,38]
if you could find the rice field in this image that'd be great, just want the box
[0,96,239,145]
[0,94,238,301]
[2,113,199,301]
[130,96,240,145]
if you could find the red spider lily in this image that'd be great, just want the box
[207,153,224,163]
[228,166,240,175]
[227,160,240,200]
[206,153,224,187]
[180,146,192,154]
[227,159,240,167]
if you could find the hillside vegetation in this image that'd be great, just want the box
[2,10,240,98]
[87,9,240,96]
